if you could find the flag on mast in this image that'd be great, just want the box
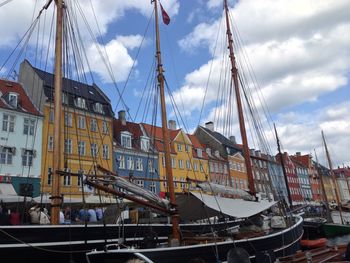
[160,3,170,25]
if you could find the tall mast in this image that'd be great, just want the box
[153,0,180,241]
[322,130,343,224]
[51,0,63,225]
[223,0,255,195]
[314,149,331,222]
[274,124,292,206]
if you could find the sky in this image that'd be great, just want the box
[0,0,349,167]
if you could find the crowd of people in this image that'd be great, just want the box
[0,200,105,225]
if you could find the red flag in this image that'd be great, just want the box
[160,3,170,25]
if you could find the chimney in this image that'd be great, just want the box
[229,136,236,144]
[118,110,126,126]
[205,121,214,131]
[168,120,176,130]
[250,149,255,156]
[296,152,301,156]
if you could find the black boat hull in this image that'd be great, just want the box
[86,216,303,263]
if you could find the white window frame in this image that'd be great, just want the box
[64,112,73,127]
[178,159,184,169]
[49,109,54,123]
[193,162,198,171]
[75,97,86,109]
[90,143,98,157]
[186,160,191,170]
[127,156,134,170]
[47,167,52,185]
[22,149,34,166]
[177,143,182,152]
[118,155,125,169]
[102,144,109,159]
[48,136,54,151]
[196,149,202,158]
[90,118,98,132]
[149,181,156,193]
[148,159,155,173]
[2,114,15,132]
[63,168,71,186]
[78,115,86,129]
[121,132,132,149]
[0,147,13,164]
[23,118,35,135]
[102,121,108,134]
[9,93,18,107]
[78,141,86,156]
[64,139,72,154]
[136,158,143,171]
[140,136,150,151]
[171,157,176,168]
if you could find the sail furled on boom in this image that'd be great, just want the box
[197,182,254,201]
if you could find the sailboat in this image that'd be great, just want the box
[86,0,303,262]
[0,1,239,263]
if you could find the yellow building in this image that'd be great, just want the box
[228,152,249,192]
[142,121,209,194]
[323,174,336,202]
[19,60,114,197]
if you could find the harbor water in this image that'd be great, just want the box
[328,234,350,246]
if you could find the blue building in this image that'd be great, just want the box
[113,111,160,194]
[267,155,288,204]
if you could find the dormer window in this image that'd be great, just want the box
[206,148,211,156]
[140,136,150,151]
[75,97,86,109]
[214,150,220,158]
[93,102,104,114]
[62,92,68,104]
[196,149,203,158]
[121,131,132,149]
[8,93,18,108]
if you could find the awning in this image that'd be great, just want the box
[0,183,17,195]
[177,192,277,220]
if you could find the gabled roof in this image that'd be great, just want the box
[25,60,113,117]
[290,156,308,168]
[188,134,208,159]
[113,119,143,140]
[141,123,177,154]
[199,126,241,153]
[0,79,41,116]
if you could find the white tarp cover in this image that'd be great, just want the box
[197,182,254,200]
[191,192,277,218]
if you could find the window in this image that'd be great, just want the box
[209,162,214,172]
[140,137,150,151]
[171,158,176,168]
[64,112,72,127]
[78,116,86,129]
[93,102,104,114]
[174,177,178,188]
[148,159,155,172]
[206,148,211,156]
[193,162,198,171]
[200,163,204,172]
[64,139,72,154]
[136,158,143,171]
[75,97,86,109]
[102,144,109,159]
[90,143,98,157]
[102,121,108,134]
[48,136,54,151]
[77,170,84,186]
[162,176,167,187]
[186,160,191,170]
[49,109,54,123]
[63,168,71,186]
[127,156,134,170]
[149,182,156,193]
[121,132,132,148]
[118,155,125,169]
[90,118,98,132]
[0,147,13,164]
[62,92,69,104]
[178,159,184,169]
[2,114,15,132]
[136,180,144,188]
[23,118,35,135]
[9,93,18,107]
[78,141,86,156]
[180,178,186,190]
[22,149,34,166]
[162,156,165,167]
[177,143,182,152]
[214,150,220,158]
[185,145,190,152]
[214,163,218,173]
[47,167,52,185]
[196,149,202,158]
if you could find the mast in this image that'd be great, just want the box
[153,0,180,241]
[51,0,63,225]
[322,130,343,224]
[314,149,331,222]
[223,0,255,195]
[274,124,292,206]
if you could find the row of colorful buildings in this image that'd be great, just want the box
[0,60,349,206]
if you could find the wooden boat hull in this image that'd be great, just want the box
[0,221,237,263]
[86,216,303,263]
[301,238,327,248]
[323,223,350,237]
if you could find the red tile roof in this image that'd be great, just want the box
[141,123,177,154]
[0,79,41,116]
[113,118,143,139]
[188,134,208,159]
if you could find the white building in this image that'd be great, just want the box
[0,79,43,197]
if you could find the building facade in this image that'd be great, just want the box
[19,60,114,197]
[113,111,159,194]
[0,79,43,197]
